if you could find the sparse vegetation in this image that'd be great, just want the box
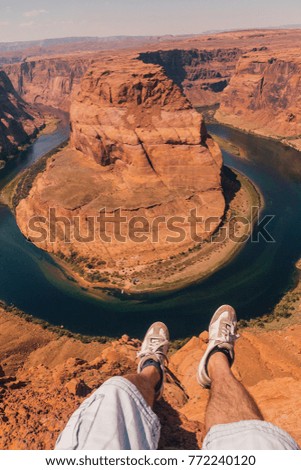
[238,287,301,331]
[0,300,115,343]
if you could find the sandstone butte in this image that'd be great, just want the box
[15,57,226,289]
[0,70,44,162]
[0,305,301,450]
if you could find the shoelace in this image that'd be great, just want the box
[137,337,169,364]
[216,322,239,343]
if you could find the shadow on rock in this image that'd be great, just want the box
[154,399,203,450]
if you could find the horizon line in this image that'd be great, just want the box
[1,24,301,46]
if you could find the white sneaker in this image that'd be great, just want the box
[197,305,239,389]
[137,321,169,399]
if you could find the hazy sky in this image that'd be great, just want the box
[0,0,300,43]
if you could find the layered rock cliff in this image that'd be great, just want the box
[1,304,300,449]
[15,57,225,291]
[216,49,301,150]
[4,56,91,111]
[4,28,301,119]
[0,70,44,162]
[139,49,241,107]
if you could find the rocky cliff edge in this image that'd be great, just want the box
[1,306,301,450]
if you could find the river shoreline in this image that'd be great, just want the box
[197,104,301,153]
[213,117,301,153]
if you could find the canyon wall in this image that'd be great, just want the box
[16,57,225,290]
[3,28,301,119]
[4,56,91,111]
[139,48,241,107]
[0,70,44,162]
[137,31,301,149]
[216,49,301,150]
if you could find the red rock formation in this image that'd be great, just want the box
[16,57,225,290]
[0,70,44,161]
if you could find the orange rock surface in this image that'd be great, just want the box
[1,306,300,449]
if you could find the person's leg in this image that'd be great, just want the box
[205,352,263,433]
[124,365,161,408]
[55,321,169,450]
[198,305,299,450]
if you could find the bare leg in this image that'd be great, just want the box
[205,353,263,433]
[124,366,160,408]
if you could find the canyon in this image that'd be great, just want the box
[0,33,242,112]
[11,29,301,293]
[3,28,301,137]
[140,29,301,146]
[2,29,301,298]
[1,28,301,450]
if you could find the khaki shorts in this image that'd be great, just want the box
[202,420,299,450]
[55,377,160,450]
